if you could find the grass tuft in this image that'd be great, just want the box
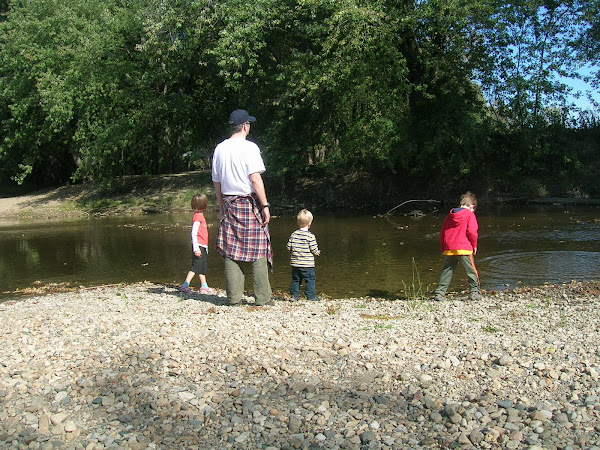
[401,258,428,299]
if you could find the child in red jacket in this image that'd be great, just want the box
[432,192,481,301]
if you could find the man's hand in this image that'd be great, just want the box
[261,206,270,225]
[249,172,270,226]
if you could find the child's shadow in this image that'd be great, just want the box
[365,289,399,300]
[147,284,230,306]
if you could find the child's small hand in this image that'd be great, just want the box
[194,250,202,257]
[315,250,321,256]
[473,247,477,255]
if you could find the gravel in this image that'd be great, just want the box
[1,281,599,449]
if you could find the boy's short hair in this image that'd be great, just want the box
[460,191,477,207]
[296,209,313,227]
[191,193,208,211]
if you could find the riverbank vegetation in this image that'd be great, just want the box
[1,0,599,209]
[0,172,214,219]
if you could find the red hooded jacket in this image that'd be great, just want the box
[440,208,478,255]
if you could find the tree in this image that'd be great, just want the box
[0,0,147,184]
[0,0,224,185]
[476,0,594,128]
[578,0,600,99]
[1,0,598,200]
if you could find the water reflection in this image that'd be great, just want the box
[1,206,599,299]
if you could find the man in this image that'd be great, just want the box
[212,109,273,306]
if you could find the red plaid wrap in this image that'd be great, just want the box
[216,194,273,268]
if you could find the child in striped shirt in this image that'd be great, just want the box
[287,209,321,301]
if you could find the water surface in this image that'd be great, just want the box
[1,205,599,299]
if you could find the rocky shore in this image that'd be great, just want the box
[1,281,599,449]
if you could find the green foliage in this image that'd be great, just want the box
[0,0,598,201]
[476,0,592,128]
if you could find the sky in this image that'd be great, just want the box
[561,66,599,112]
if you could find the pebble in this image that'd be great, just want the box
[0,281,599,448]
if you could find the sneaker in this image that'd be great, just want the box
[178,286,192,293]
[306,296,321,301]
[200,287,214,294]
[432,294,445,302]
[470,292,482,301]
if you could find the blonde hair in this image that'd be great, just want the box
[296,209,313,227]
[191,193,208,211]
[460,191,477,208]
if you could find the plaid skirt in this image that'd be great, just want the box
[216,194,273,268]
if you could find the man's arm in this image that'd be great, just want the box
[213,182,223,205]
[213,181,224,218]
[249,172,270,225]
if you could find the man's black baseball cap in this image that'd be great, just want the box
[229,109,256,125]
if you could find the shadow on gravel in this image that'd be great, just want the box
[146,283,295,307]
[146,284,230,306]
[66,343,437,449]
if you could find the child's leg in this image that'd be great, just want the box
[184,251,203,287]
[184,271,195,284]
[303,267,317,300]
[180,271,195,292]
[196,248,210,288]
[289,267,301,299]
[459,255,480,293]
[434,256,458,295]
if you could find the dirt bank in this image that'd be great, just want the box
[0,172,214,220]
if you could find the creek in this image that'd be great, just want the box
[1,205,599,300]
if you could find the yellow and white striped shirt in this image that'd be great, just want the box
[287,229,320,267]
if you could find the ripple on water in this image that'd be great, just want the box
[479,251,600,291]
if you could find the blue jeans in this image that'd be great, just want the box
[290,266,316,300]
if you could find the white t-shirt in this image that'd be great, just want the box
[211,137,266,195]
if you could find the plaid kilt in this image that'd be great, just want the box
[216,194,273,268]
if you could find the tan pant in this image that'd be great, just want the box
[224,256,272,305]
